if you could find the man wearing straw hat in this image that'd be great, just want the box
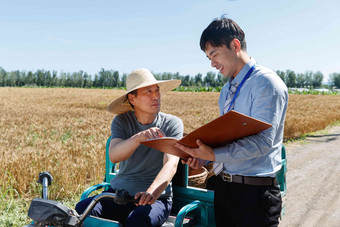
[75,68,183,226]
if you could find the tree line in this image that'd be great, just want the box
[1,67,339,89]
[276,70,337,89]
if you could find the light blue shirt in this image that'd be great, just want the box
[214,58,288,177]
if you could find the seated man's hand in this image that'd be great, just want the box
[134,191,156,206]
[181,157,206,170]
[132,127,165,143]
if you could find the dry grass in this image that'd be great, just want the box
[284,94,340,139]
[1,87,340,201]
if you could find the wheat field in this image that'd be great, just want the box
[1,87,340,200]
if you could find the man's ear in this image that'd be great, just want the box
[231,39,241,52]
[128,93,135,105]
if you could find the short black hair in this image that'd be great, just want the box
[200,16,247,51]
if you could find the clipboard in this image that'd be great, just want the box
[140,111,272,159]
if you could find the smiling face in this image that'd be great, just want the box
[204,40,241,78]
[128,84,161,116]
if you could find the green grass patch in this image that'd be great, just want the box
[61,129,73,143]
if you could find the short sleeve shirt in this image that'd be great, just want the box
[110,111,183,198]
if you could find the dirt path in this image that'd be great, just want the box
[279,125,340,227]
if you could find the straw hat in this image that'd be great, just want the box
[107,68,181,114]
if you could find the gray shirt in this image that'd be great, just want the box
[110,111,183,198]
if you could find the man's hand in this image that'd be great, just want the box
[181,157,206,170]
[175,139,215,162]
[134,191,156,206]
[109,127,165,163]
[132,127,165,144]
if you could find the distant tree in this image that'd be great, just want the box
[296,73,305,88]
[204,71,216,87]
[51,71,58,86]
[172,72,180,80]
[98,69,115,87]
[189,76,195,86]
[181,75,191,86]
[83,72,92,88]
[112,70,119,87]
[36,70,45,86]
[120,73,127,87]
[26,71,35,86]
[286,70,296,88]
[7,71,17,86]
[312,71,323,88]
[16,70,25,86]
[329,72,340,88]
[93,74,99,87]
[107,71,114,87]
[153,72,161,80]
[304,71,313,89]
[194,73,203,86]
[0,67,6,86]
[71,71,84,87]
[65,73,73,87]
[44,71,52,87]
[160,72,172,80]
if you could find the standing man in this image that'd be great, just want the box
[175,17,288,226]
[76,68,183,226]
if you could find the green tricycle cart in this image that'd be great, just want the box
[25,137,287,226]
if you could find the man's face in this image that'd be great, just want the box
[129,84,161,115]
[204,41,238,78]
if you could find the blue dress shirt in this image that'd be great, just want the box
[214,58,288,177]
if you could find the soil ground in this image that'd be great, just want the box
[279,125,340,227]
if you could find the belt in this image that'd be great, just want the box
[219,172,277,186]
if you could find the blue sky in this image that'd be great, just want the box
[1,0,339,83]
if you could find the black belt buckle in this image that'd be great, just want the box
[220,172,232,182]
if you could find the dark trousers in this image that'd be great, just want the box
[214,176,282,227]
[75,188,172,227]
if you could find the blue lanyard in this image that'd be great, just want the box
[227,65,256,112]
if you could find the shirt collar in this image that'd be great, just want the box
[230,57,256,85]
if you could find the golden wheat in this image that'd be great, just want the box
[0,88,339,200]
[285,95,340,139]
